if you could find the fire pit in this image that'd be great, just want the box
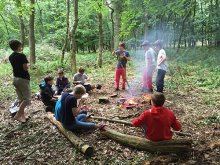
[143,93,152,103]
[118,97,139,109]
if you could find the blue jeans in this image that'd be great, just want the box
[156,69,166,93]
[71,114,96,132]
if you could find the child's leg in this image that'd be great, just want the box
[73,115,96,131]
[156,69,166,92]
[115,68,121,89]
[121,68,126,89]
[146,69,153,92]
[76,114,87,122]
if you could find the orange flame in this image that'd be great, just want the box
[144,94,152,102]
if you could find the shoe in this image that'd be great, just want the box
[96,84,102,90]
[115,88,119,91]
[122,88,125,90]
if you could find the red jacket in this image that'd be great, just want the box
[132,106,181,141]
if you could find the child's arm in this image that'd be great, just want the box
[72,98,86,116]
[171,116,182,131]
[132,111,147,127]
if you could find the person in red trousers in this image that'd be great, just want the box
[141,41,156,93]
[112,43,130,91]
[132,92,182,141]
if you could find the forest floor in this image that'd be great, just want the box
[0,47,220,164]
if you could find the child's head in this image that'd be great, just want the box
[153,40,163,52]
[58,69,64,78]
[9,40,23,52]
[151,92,165,107]
[78,67,85,75]
[44,75,54,86]
[141,40,151,51]
[73,85,86,99]
[118,42,125,51]
[64,88,73,93]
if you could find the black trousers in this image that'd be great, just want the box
[156,69,166,93]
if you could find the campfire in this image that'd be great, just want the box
[143,93,152,103]
[118,97,139,109]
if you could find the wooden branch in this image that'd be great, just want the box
[91,116,191,137]
[47,113,94,157]
[100,126,192,154]
[91,116,133,126]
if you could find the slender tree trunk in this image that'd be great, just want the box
[29,0,36,65]
[15,0,25,46]
[97,11,103,68]
[106,2,114,50]
[70,0,78,73]
[61,0,70,64]
[177,11,191,52]
[112,0,121,49]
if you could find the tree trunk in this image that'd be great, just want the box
[61,0,70,64]
[100,126,192,154]
[70,0,78,73]
[47,113,94,157]
[97,11,103,68]
[112,0,121,49]
[16,0,25,46]
[177,11,191,52]
[29,0,36,65]
[106,2,114,50]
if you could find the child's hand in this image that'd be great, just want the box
[112,51,116,55]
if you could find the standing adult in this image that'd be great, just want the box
[154,40,167,93]
[9,40,31,123]
[141,41,156,93]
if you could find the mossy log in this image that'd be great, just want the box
[47,113,93,157]
[100,126,192,154]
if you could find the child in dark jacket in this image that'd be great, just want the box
[56,69,70,95]
[132,92,181,141]
[39,76,58,112]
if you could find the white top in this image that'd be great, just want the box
[157,49,167,71]
[145,48,156,68]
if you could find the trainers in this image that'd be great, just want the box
[122,88,125,90]
[115,88,119,91]
[96,84,102,90]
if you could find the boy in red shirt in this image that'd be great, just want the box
[132,92,181,141]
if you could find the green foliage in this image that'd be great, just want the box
[204,113,220,125]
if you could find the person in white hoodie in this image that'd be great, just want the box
[141,41,156,93]
[153,40,167,93]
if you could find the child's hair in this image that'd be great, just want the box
[74,85,86,95]
[9,40,22,51]
[151,92,166,107]
[58,69,64,74]
[44,75,54,83]
[78,67,85,73]
[119,42,125,49]
[153,40,163,48]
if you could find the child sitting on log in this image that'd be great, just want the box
[73,67,102,93]
[55,85,100,132]
[39,75,58,112]
[132,92,181,141]
[55,69,70,95]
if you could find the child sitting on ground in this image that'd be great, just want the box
[39,75,58,112]
[55,69,70,95]
[73,67,101,93]
[132,92,181,141]
[55,85,101,132]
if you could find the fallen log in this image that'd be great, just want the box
[47,113,94,157]
[91,116,191,137]
[100,126,192,154]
